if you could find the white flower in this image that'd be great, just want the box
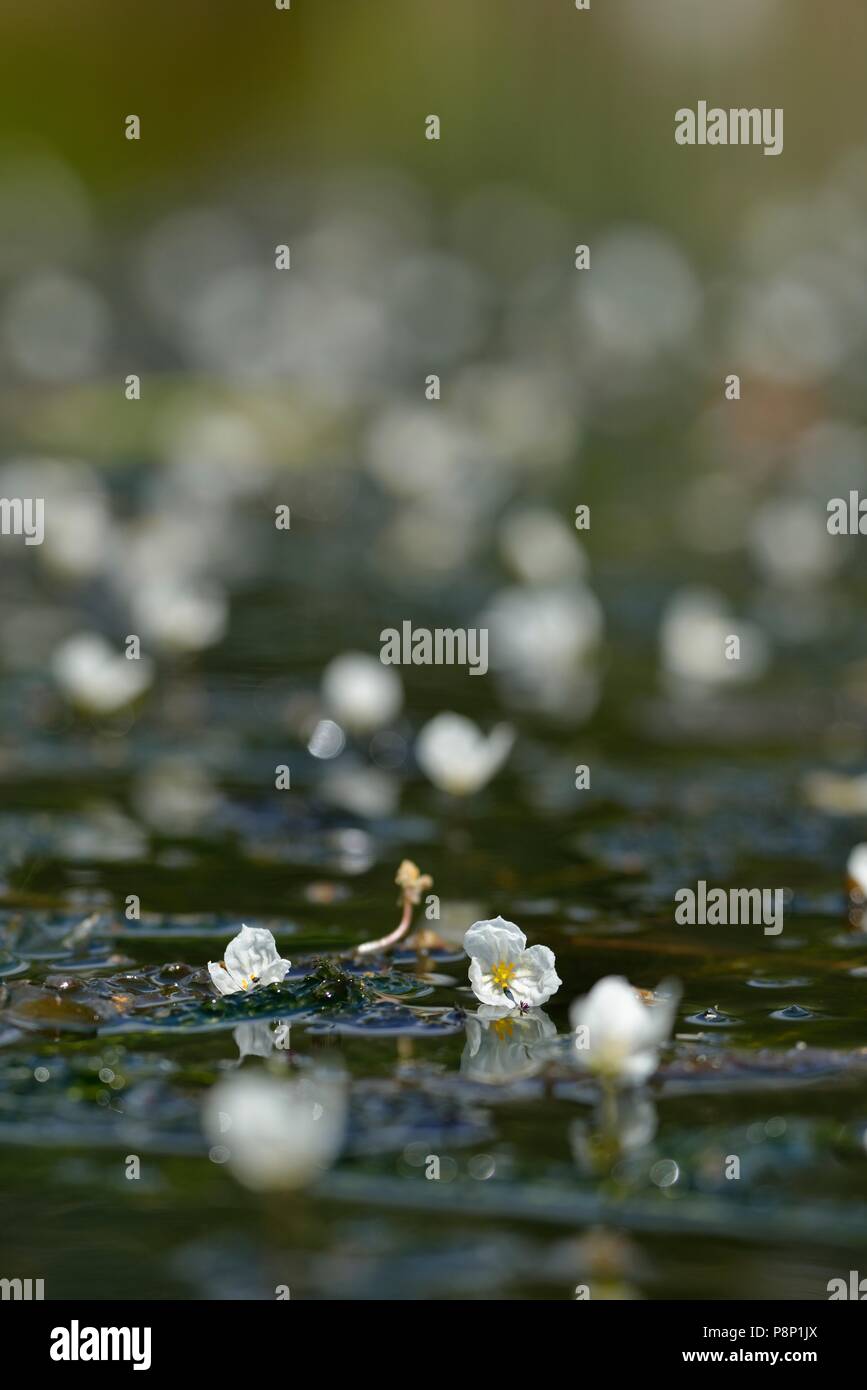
[416,713,513,796]
[498,507,587,585]
[482,584,603,682]
[462,1005,557,1082]
[569,976,680,1087]
[203,1069,346,1191]
[208,925,291,996]
[131,578,228,653]
[52,632,153,714]
[660,587,768,690]
[463,915,561,1010]
[847,844,867,899]
[479,585,603,719]
[321,652,403,734]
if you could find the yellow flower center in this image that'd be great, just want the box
[492,1017,515,1042]
[490,960,517,990]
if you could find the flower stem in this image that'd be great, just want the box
[355,898,412,957]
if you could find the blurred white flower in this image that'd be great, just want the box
[130,578,228,653]
[208,925,291,997]
[162,408,272,502]
[481,584,603,717]
[452,362,578,469]
[461,1004,556,1082]
[43,490,112,579]
[132,757,220,836]
[203,1069,346,1192]
[115,507,244,594]
[464,915,561,1011]
[576,226,700,366]
[748,496,838,587]
[52,632,153,714]
[660,587,769,690]
[60,802,147,863]
[846,844,867,899]
[321,652,403,734]
[379,502,478,577]
[569,976,680,1088]
[729,275,845,386]
[498,506,587,584]
[0,457,113,577]
[803,772,867,818]
[366,406,481,501]
[415,713,513,795]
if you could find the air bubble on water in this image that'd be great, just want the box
[770,1004,816,1021]
[687,1007,737,1026]
[468,1153,496,1180]
[650,1159,679,1188]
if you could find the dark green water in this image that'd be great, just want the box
[2,565,867,1302]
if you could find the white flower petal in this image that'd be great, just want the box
[510,944,562,1008]
[848,843,867,896]
[463,916,526,962]
[208,960,238,996]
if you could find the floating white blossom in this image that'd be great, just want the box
[660,587,769,690]
[569,976,680,1087]
[130,578,228,653]
[498,507,587,584]
[208,925,291,997]
[575,226,700,367]
[463,915,561,1011]
[483,584,602,678]
[52,632,153,714]
[749,496,839,588]
[321,652,403,734]
[203,1069,346,1191]
[415,713,513,796]
[846,844,867,899]
[480,584,603,718]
